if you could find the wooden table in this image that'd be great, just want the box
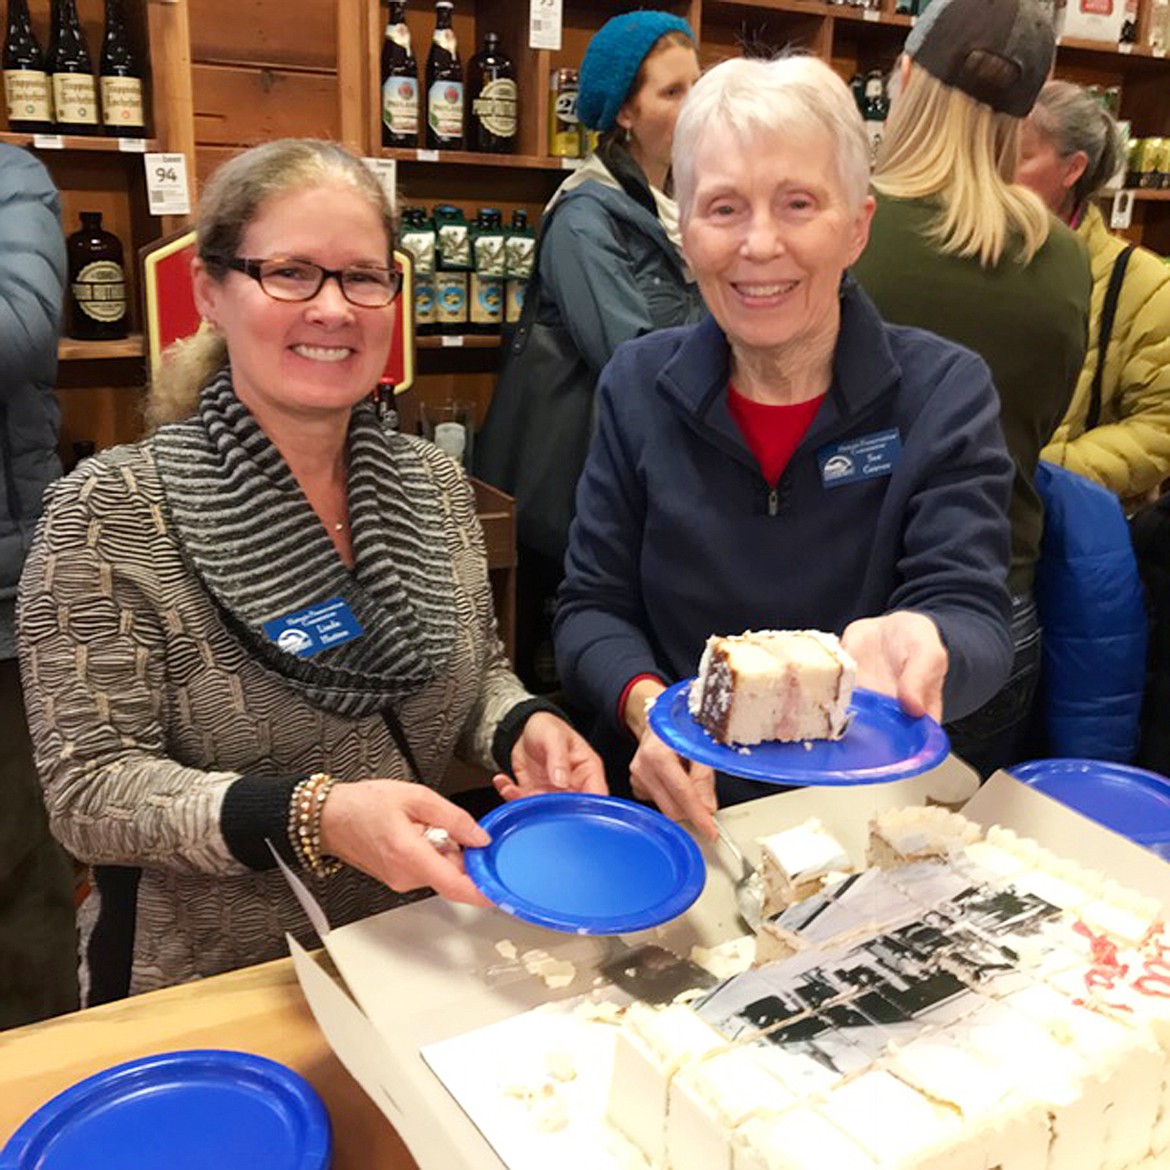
[0,956,414,1169]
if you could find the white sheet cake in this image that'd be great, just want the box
[688,630,856,746]
[604,807,1170,1170]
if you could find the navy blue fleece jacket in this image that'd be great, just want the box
[554,278,1014,743]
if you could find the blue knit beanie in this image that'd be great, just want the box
[578,11,696,132]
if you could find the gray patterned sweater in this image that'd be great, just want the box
[18,435,529,994]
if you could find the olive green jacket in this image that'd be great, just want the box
[1041,203,1170,508]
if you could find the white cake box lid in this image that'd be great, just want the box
[285,761,1170,1170]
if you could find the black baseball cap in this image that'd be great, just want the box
[904,0,1056,117]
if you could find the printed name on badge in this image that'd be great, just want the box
[817,428,902,489]
[262,597,364,658]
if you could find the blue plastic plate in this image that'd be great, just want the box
[0,1050,331,1170]
[1008,758,1170,849]
[648,679,949,786]
[464,792,705,935]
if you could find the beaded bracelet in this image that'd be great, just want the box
[287,772,344,878]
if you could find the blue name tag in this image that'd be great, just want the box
[262,597,364,658]
[817,428,902,488]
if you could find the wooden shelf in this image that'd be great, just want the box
[58,333,146,361]
[0,131,159,153]
[417,334,502,349]
[383,147,585,173]
[1057,36,1162,58]
[1133,188,1170,200]
[710,0,912,25]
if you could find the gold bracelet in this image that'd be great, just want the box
[288,772,344,878]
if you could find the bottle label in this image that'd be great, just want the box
[401,228,435,276]
[382,75,418,136]
[472,77,517,139]
[473,233,506,277]
[388,22,412,50]
[52,73,98,125]
[73,260,126,322]
[427,79,463,140]
[469,274,503,325]
[435,271,468,324]
[504,234,535,280]
[5,70,52,123]
[437,222,470,269]
[414,279,436,324]
[100,76,144,129]
[505,279,526,324]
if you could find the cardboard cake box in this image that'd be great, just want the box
[286,762,1170,1170]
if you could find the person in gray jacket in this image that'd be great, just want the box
[476,11,706,694]
[0,143,78,1026]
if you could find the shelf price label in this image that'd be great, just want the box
[529,0,562,50]
[32,133,64,150]
[144,152,191,217]
[1110,189,1134,231]
[362,157,398,208]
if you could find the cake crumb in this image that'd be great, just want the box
[521,948,576,989]
[495,939,518,961]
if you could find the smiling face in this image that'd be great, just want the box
[193,180,395,426]
[682,127,874,372]
[618,40,701,186]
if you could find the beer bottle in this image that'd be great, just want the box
[4,0,53,133]
[47,0,98,135]
[861,70,888,166]
[469,208,504,334]
[433,203,470,334]
[400,206,438,336]
[425,0,463,151]
[381,0,418,148]
[548,67,579,158]
[67,211,127,340]
[504,208,534,326]
[99,0,143,137]
[466,32,516,154]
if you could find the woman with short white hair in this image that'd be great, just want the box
[555,54,1015,831]
[852,0,1092,776]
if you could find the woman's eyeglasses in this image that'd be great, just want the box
[227,257,402,307]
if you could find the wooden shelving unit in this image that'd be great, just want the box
[58,333,146,362]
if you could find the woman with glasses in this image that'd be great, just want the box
[18,138,604,1000]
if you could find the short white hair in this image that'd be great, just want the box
[673,55,871,222]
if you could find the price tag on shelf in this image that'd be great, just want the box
[362,157,397,207]
[32,134,64,150]
[144,152,191,216]
[1118,41,1133,53]
[863,8,881,20]
[561,157,584,170]
[529,0,562,50]
[441,334,465,347]
[1110,189,1134,231]
[415,148,440,162]
[118,137,147,153]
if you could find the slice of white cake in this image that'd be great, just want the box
[868,805,982,868]
[757,818,852,916]
[689,630,855,746]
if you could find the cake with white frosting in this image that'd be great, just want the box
[603,811,1170,1170]
[688,630,856,746]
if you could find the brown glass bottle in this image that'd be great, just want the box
[4,0,53,133]
[67,211,127,340]
[466,32,516,154]
[99,0,144,137]
[425,0,462,151]
[381,1,418,148]
[47,0,98,135]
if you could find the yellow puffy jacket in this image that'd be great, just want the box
[1041,202,1170,507]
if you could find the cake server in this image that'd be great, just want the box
[715,817,764,933]
[598,941,719,1005]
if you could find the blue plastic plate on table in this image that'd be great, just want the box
[0,1050,331,1170]
[648,679,950,786]
[464,792,705,935]
[1007,758,1170,852]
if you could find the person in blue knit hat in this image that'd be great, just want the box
[476,10,705,696]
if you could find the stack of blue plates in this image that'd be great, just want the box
[0,1050,331,1170]
[1007,758,1170,861]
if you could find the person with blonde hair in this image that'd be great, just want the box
[1019,80,1170,509]
[556,54,1014,833]
[851,0,1091,776]
[18,138,604,1000]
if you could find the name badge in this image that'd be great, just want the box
[262,597,363,658]
[817,428,902,489]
